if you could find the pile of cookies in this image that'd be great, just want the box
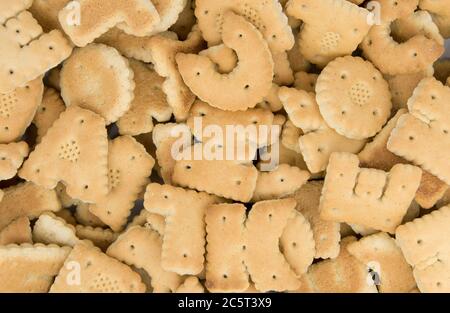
[0,0,449,293]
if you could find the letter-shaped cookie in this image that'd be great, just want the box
[19,106,109,203]
[244,199,301,292]
[0,78,43,143]
[279,87,366,173]
[0,182,61,231]
[153,122,192,184]
[33,88,66,143]
[294,181,340,259]
[60,44,135,125]
[187,100,275,149]
[50,241,146,292]
[347,232,416,293]
[205,199,314,292]
[396,205,450,292]
[361,0,444,75]
[287,0,371,66]
[0,244,71,292]
[32,212,78,247]
[172,146,259,202]
[147,26,205,121]
[176,12,274,111]
[252,164,310,202]
[88,136,155,232]
[358,109,448,209]
[144,183,219,275]
[420,0,450,38]
[107,226,182,293]
[388,78,450,185]
[205,203,249,293]
[195,0,294,54]
[320,153,422,233]
[0,4,73,93]
[0,142,29,180]
[117,60,172,136]
[297,237,378,293]
[0,216,32,245]
[58,0,160,47]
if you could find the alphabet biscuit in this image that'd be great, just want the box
[33,88,65,143]
[146,26,205,121]
[0,243,71,292]
[19,105,109,203]
[0,182,61,231]
[75,225,117,251]
[279,210,315,277]
[74,203,105,227]
[88,136,155,232]
[60,44,135,125]
[144,183,219,275]
[177,12,274,112]
[116,60,172,136]
[187,100,275,150]
[294,181,340,259]
[107,226,182,293]
[281,119,302,153]
[419,0,450,38]
[396,205,450,292]
[150,0,187,35]
[0,77,43,143]
[195,0,294,54]
[0,216,32,245]
[172,145,259,202]
[347,232,416,293]
[287,0,371,67]
[273,52,294,86]
[361,1,444,75]
[0,141,29,180]
[320,153,422,233]
[50,241,146,292]
[199,44,237,74]
[387,77,450,185]
[205,203,249,293]
[244,199,303,292]
[385,68,433,111]
[206,199,315,292]
[0,6,72,93]
[296,237,378,293]
[153,122,191,184]
[33,212,79,247]
[279,87,366,173]
[252,164,310,202]
[29,0,70,32]
[359,109,448,209]
[58,0,161,47]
